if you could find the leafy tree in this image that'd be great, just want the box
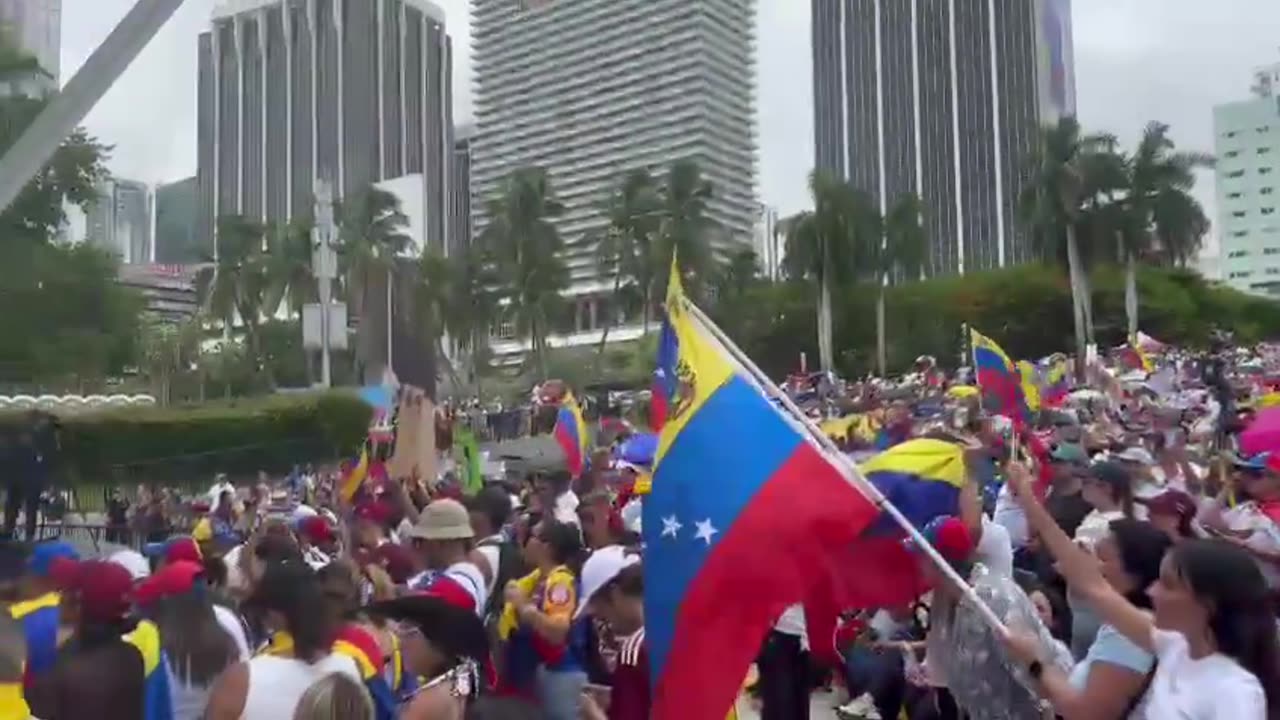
[784,170,876,372]
[264,217,317,320]
[479,167,569,379]
[654,159,716,303]
[196,215,273,387]
[137,316,203,405]
[593,168,662,359]
[1115,122,1213,337]
[337,186,412,383]
[1020,117,1121,371]
[872,194,928,375]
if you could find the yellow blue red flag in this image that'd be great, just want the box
[644,257,880,720]
[554,390,590,477]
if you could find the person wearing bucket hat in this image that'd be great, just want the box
[367,590,489,720]
[404,499,487,615]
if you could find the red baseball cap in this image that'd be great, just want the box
[297,516,335,545]
[73,561,134,624]
[906,516,975,564]
[135,561,204,607]
[144,536,203,565]
[415,575,477,613]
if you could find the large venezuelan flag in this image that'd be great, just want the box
[554,390,590,477]
[642,262,880,720]
[971,328,1029,425]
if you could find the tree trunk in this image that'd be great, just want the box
[876,282,887,378]
[1065,224,1089,379]
[1125,251,1139,340]
[817,238,835,373]
[595,269,624,374]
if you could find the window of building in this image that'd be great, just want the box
[1262,147,1274,155]
[1235,210,1249,218]
[1265,247,1280,255]
[1265,188,1276,195]
[1229,250,1251,258]
[1230,271,1254,279]
[1229,192,1244,199]
[1236,230,1251,237]
[1226,150,1241,158]
[1269,268,1280,276]
[1263,167,1275,175]
[1227,131,1238,138]
[1264,208,1277,216]
[1228,170,1246,178]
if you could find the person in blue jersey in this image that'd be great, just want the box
[27,561,145,720]
[10,542,79,686]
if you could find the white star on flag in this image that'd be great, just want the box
[694,518,718,545]
[661,515,682,538]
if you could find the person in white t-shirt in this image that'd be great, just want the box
[1004,461,1278,720]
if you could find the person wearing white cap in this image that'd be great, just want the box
[575,546,646,720]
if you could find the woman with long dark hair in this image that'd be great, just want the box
[1006,519,1169,719]
[205,561,361,720]
[135,561,242,720]
[1005,461,1280,719]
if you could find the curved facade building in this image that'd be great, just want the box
[470,0,759,303]
[196,0,455,256]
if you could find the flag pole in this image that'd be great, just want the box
[685,303,1006,632]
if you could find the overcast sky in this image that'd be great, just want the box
[63,0,1280,250]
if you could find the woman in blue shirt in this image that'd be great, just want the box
[1005,518,1169,719]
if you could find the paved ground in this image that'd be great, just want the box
[736,691,842,719]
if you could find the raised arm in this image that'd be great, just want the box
[1005,462,1156,653]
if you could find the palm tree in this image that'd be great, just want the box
[872,194,928,376]
[654,159,716,305]
[449,247,500,396]
[716,247,761,303]
[337,186,412,382]
[196,215,273,387]
[264,217,317,320]
[593,169,663,359]
[1020,117,1121,374]
[1116,122,1213,337]
[479,167,569,379]
[784,170,872,373]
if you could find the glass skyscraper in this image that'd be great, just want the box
[812,0,1076,276]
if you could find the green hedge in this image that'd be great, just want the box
[0,392,372,489]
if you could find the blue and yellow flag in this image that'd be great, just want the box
[1017,360,1043,413]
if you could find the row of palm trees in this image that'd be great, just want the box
[1022,117,1211,369]
[784,115,1211,377]
[194,157,724,390]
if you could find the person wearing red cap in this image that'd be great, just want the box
[27,561,145,720]
[135,561,245,720]
[296,516,337,569]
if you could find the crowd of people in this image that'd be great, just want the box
[3,338,1280,719]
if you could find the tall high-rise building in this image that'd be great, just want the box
[155,177,200,264]
[196,0,455,257]
[86,178,153,264]
[1215,61,1280,298]
[0,0,61,96]
[812,0,1075,277]
[451,123,473,258]
[470,0,759,333]
[752,203,782,281]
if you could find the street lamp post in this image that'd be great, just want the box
[313,180,337,387]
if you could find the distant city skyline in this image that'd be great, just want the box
[58,1,1280,239]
